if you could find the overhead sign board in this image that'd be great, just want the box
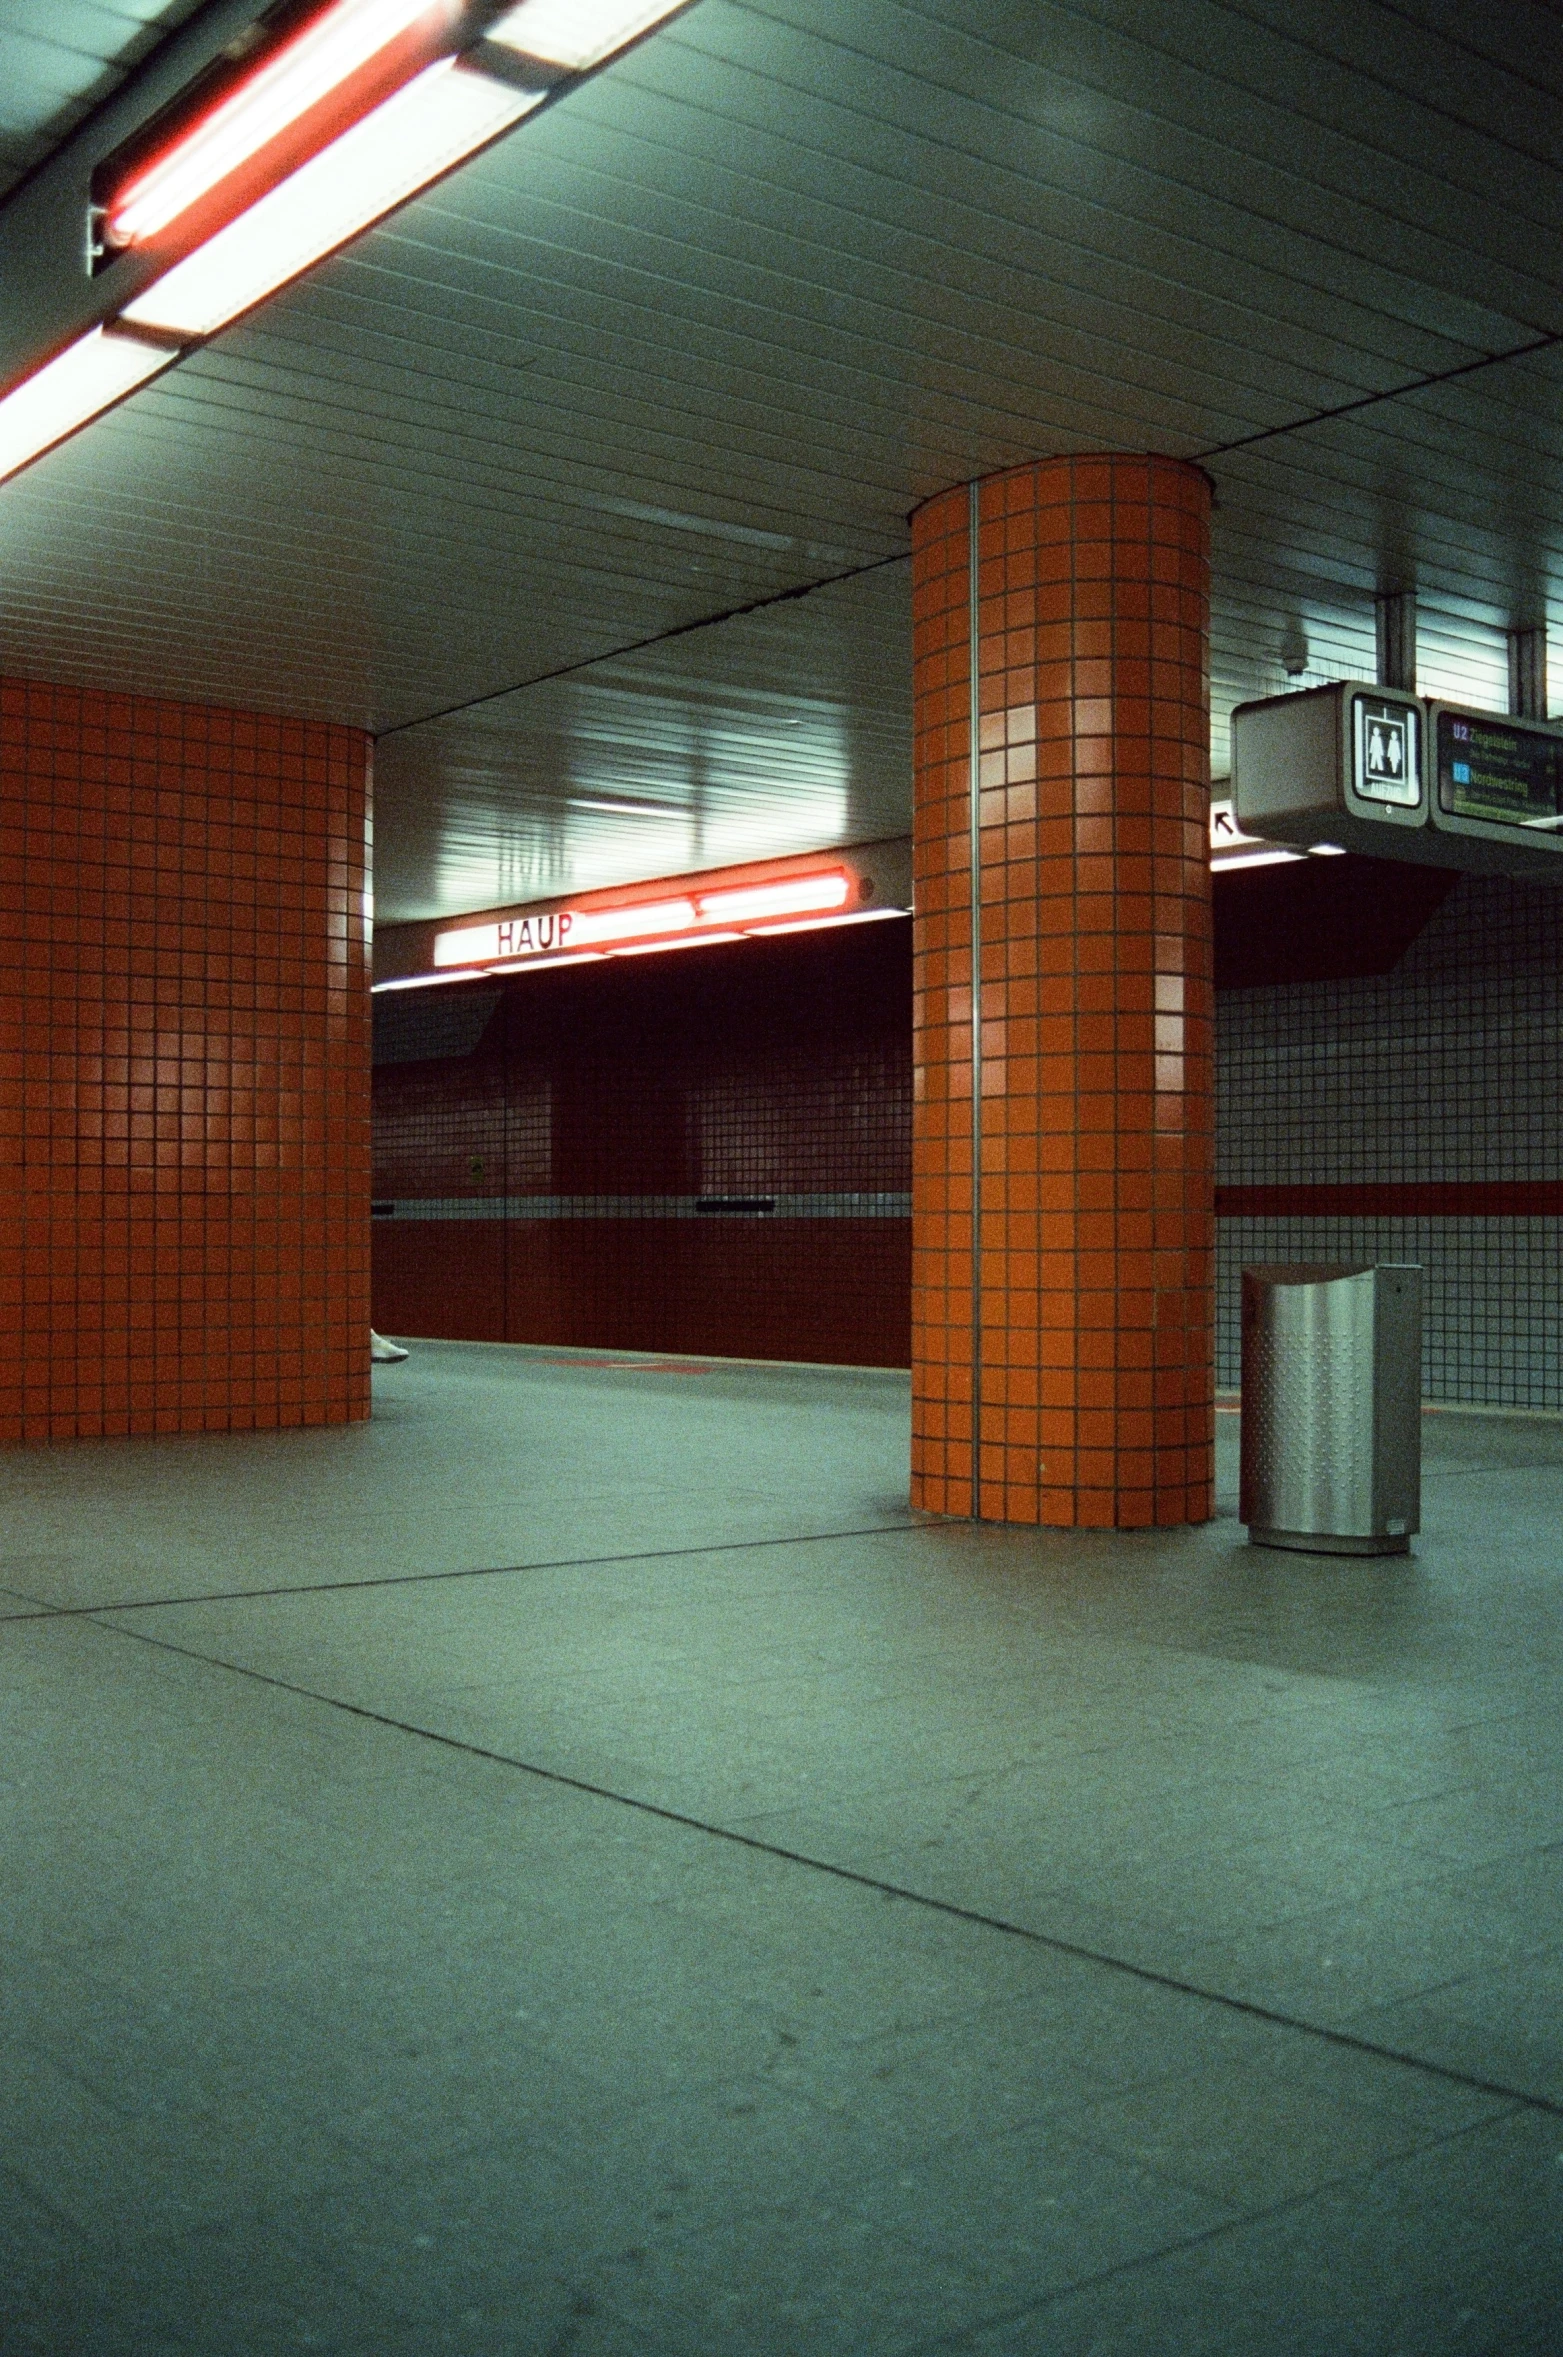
[1232,680,1430,858]
[1428,703,1563,877]
[432,870,853,970]
[1232,682,1563,881]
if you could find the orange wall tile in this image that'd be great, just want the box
[910,457,1215,1528]
[0,675,371,1442]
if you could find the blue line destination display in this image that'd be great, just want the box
[1438,710,1563,831]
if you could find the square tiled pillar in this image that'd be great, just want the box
[0,677,371,1441]
[911,457,1214,1527]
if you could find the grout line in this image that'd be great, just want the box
[0,1521,932,1625]
[891,2108,1519,2356]
[61,1602,1563,2131]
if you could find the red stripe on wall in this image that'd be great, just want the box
[1216,1183,1563,1217]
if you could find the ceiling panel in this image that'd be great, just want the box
[374,559,912,917]
[0,0,209,201]
[0,0,1559,919]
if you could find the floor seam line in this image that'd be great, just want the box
[890,2107,1526,2355]
[73,1610,1563,2128]
[0,1521,932,1622]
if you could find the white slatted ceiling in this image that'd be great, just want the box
[0,0,1557,917]
[0,0,208,196]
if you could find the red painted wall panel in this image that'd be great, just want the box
[372,921,912,1367]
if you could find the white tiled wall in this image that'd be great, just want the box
[1216,878,1563,1405]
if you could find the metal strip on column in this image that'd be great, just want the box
[968,477,984,1518]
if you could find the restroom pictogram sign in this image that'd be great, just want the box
[1366,716,1405,782]
[1354,697,1419,806]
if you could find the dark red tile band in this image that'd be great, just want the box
[1216,1183,1563,1217]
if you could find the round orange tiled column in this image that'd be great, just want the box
[910,456,1214,1528]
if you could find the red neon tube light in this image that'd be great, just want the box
[697,873,851,924]
[104,0,446,250]
[568,896,697,948]
[429,867,859,971]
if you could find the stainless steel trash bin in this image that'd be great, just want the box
[1240,1264,1422,1555]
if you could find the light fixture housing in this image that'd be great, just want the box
[101,0,455,255]
[0,327,175,487]
[3,0,692,489]
[484,0,688,70]
[121,56,540,338]
[426,864,874,977]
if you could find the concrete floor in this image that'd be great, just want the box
[3,1345,1563,2355]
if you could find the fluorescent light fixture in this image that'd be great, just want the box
[486,0,682,68]
[609,930,742,956]
[749,906,909,936]
[122,58,538,338]
[569,896,697,945]
[1212,846,1305,871]
[435,910,580,963]
[697,872,850,924]
[0,327,174,486]
[434,925,494,966]
[433,896,695,966]
[415,902,906,982]
[1309,842,1347,855]
[431,870,871,977]
[372,966,490,990]
[106,0,442,248]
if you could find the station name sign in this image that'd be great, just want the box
[432,867,855,972]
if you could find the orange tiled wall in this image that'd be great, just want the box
[910,456,1215,1527]
[0,676,371,1442]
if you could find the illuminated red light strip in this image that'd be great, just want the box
[697,872,850,924]
[106,0,442,248]
[569,895,696,947]
[431,868,856,970]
